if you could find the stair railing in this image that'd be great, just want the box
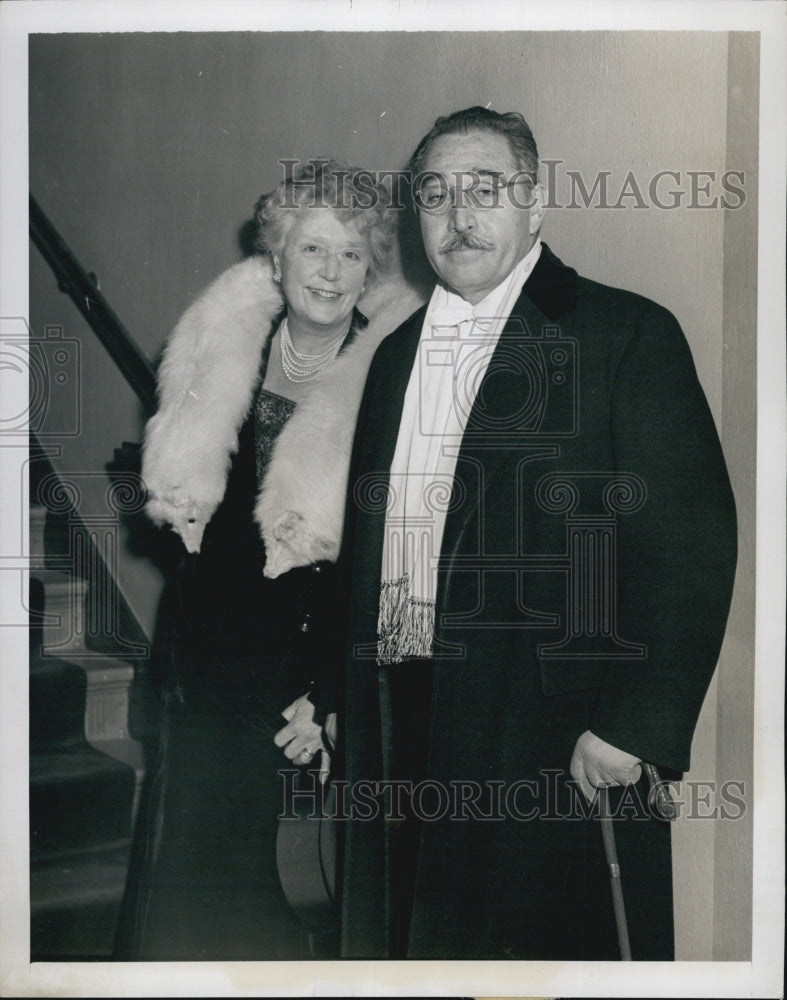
[29,195,158,414]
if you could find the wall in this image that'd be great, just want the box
[714,30,758,961]
[28,29,755,958]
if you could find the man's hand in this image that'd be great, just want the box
[570,730,642,803]
[274,692,337,786]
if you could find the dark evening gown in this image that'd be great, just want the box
[115,381,340,961]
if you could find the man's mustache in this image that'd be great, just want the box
[439,233,495,253]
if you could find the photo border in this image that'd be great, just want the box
[1,2,784,997]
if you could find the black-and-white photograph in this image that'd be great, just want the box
[1,2,784,997]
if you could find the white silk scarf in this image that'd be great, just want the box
[377,239,542,664]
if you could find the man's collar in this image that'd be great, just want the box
[427,241,578,325]
[431,238,543,319]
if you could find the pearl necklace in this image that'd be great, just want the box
[279,317,347,383]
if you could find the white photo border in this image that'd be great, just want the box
[1,1,784,997]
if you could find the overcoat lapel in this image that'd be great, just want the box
[365,306,428,472]
[350,245,578,654]
[347,306,427,652]
[437,245,578,606]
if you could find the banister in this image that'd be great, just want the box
[29,195,158,414]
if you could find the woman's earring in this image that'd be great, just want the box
[273,259,281,283]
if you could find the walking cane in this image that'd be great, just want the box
[598,761,676,961]
[599,784,632,960]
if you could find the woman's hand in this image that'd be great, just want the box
[274,693,336,786]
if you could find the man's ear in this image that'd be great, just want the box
[529,182,548,235]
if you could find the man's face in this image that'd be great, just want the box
[416,129,546,305]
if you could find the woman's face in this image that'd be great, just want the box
[275,208,371,338]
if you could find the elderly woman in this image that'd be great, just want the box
[115,160,425,960]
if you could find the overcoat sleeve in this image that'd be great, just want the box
[589,302,738,772]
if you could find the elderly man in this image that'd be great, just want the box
[338,107,737,960]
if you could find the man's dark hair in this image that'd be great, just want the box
[408,106,540,180]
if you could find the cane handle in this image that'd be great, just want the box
[643,761,677,821]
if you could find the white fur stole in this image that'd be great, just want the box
[142,253,427,575]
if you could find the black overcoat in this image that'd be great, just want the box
[338,244,738,960]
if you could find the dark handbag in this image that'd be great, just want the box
[276,770,338,929]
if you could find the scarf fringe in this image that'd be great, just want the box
[377,574,435,665]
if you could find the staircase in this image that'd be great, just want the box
[27,201,165,960]
[29,448,153,960]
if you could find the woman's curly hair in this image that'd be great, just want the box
[254,158,397,283]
